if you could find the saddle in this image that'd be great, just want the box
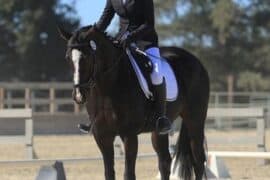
[130,48,153,82]
[126,47,179,102]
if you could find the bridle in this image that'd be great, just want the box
[68,42,123,90]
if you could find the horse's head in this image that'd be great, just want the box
[58,25,117,104]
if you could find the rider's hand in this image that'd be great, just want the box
[120,35,133,50]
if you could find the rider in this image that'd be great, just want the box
[80,0,172,134]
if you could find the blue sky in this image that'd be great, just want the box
[61,0,106,25]
[61,0,118,31]
[61,0,251,29]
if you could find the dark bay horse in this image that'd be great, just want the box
[58,26,210,180]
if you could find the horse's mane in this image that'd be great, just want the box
[75,25,114,42]
[99,30,115,42]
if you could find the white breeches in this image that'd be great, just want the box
[145,47,164,85]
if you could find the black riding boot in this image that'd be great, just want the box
[153,79,172,135]
[78,123,91,134]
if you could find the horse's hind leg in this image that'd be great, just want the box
[93,132,116,180]
[151,132,171,180]
[120,135,138,180]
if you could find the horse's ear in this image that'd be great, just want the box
[57,26,72,41]
[86,24,98,36]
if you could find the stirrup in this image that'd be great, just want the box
[156,116,172,135]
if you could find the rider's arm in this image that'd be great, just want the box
[96,0,115,32]
[129,0,155,40]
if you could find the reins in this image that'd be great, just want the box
[69,42,124,89]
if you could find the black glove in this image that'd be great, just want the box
[120,35,133,50]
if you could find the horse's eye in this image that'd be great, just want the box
[90,40,97,51]
[65,54,70,60]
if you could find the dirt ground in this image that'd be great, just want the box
[0,129,269,180]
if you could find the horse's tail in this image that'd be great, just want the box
[174,123,193,180]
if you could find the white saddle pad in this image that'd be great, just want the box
[126,50,179,102]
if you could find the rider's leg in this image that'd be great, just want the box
[145,47,172,135]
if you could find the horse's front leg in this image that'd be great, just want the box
[93,132,116,180]
[121,135,138,180]
[151,132,171,180]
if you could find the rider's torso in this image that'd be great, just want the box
[110,0,158,48]
[111,0,144,29]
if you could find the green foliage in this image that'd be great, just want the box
[0,0,79,81]
[237,71,270,91]
[211,0,235,44]
[155,0,270,91]
[1,0,270,90]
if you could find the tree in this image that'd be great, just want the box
[0,0,79,81]
[154,0,270,91]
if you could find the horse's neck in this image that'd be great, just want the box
[92,44,140,102]
[86,52,149,130]
[95,50,123,96]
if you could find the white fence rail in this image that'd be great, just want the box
[0,82,79,114]
[207,151,270,179]
[207,108,267,163]
[209,151,270,158]
[207,107,265,117]
[0,109,33,159]
[0,107,268,180]
[0,105,268,163]
[1,82,270,115]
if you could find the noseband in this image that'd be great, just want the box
[68,42,122,90]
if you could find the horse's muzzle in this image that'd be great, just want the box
[72,88,86,104]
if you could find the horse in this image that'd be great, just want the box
[58,25,210,180]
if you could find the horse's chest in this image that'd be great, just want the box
[112,97,155,133]
[92,92,153,134]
